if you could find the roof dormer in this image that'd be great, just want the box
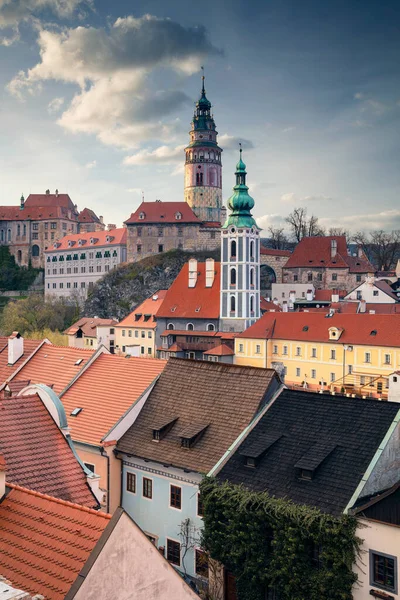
[180,423,209,448]
[152,416,178,442]
[175,211,182,220]
[240,432,283,468]
[106,235,115,243]
[139,211,146,220]
[68,240,76,247]
[328,327,343,341]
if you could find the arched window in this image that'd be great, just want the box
[230,240,237,259]
[186,323,194,331]
[17,225,20,236]
[250,296,255,313]
[250,268,254,286]
[0,230,3,242]
[32,244,40,257]
[230,268,236,285]
[250,240,254,259]
[7,229,11,242]
[17,250,22,263]
[230,296,236,313]
[23,224,26,236]
[167,323,175,330]
[207,323,215,332]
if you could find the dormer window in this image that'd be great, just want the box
[180,424,209,448]
[175,212,182,220]
[328,327,343,340]
[295,442,336,481]
[240,432,283,469]
[152,417,178,442]
[139,212,145,220]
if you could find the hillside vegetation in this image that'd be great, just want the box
[84,249,220,320]
[0,246,41,291]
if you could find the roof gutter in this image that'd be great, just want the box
[207,383,285,478]
[343,407,400,514]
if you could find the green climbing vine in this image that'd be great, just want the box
[200,478,361,600]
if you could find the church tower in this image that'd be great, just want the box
[184,74,222,223]
[220,148,261,332]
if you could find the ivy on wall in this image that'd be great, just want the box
[200,478,361,600]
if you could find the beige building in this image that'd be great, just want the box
[115,290,167,357]
[64,317,117,350]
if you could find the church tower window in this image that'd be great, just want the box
[230,268,237,286]
[230,240,237,258]
[230,296,236,313]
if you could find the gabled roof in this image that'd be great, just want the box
[260,247,292,257]
[0,338,43,387]
[372,280,399,301]
[6,345,96,394]
[0,393,97,506]
[0,484,110,600]
[124,201,202,225]
[238,311,400,347]
[157,262,220,319]
[364,303,400,314]
[60,353,166,446]
[217,389,400,516]
[284,236,375,273]
[203,343,234,356]
[78,208,102,223]
[116,358,280,473]
[64,317,117,338]
[45,228,126,252]
[24,193,76,211]
[0,205,77,221]
[313,289,347,301]
[118,290,168,329]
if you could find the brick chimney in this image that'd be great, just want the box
[0,453,5,499]
[188,258,198,288]
[359,299,366,313]
[107,224,116,231]
[8,332,23,365]
[331,239,337,258]
[205,258,215,288]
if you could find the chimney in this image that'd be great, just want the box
[331,239,337,258]
[8,332,23,365]
[282,300,288,312]
[99,215,104,224]
[20,194,24,210]
[205,258,215,287]
[107,224,116,231]
[289,290,296,302]
[359,299,366,313]
[331,290,339,303]
[388,372,400,402]
[358,246,363,258]
[55,188,59,197]
[0,454,5,498]
[188,258,198,288]
[45,189,50,195]
[306,289,313,301]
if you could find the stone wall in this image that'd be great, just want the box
[283,267,363,292]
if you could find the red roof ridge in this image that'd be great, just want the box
[5,483,111,518]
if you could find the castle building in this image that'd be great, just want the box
[220,149,261,331]
[184,75,223,223]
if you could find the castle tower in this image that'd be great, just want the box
[184,74,222,223]
[220,148,261,332]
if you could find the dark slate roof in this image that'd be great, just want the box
[117,358,281,473]
[218,389,400,516]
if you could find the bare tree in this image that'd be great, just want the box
[285,207,325,242]
[328,227,350,238]
[370,230,400,271]
[267,226,289,249]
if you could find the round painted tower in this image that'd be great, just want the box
[184,75,223,223]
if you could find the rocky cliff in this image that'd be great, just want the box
[84,249,220,320]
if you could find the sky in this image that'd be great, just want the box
[0,0,399,232]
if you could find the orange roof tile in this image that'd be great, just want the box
[0,205,77,221]
[260,247,292,257]
[203,343,235,356]
[157,262,221,319]
[0,393,97,506]
[24,193,76,211]
[313,289,347,301]
[124,201,201,224]
[285,236,375,272]
[78,207,101,223]
[118,290,168,329]
[8,345,96,394]
[260,299,282,312]
[0,338,44,387]
[238,311,400,347]
[64,317,117,337]
[45,228,126,252]
[60,353,167,445]
[0,484,110,600]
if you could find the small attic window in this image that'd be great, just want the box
[370,330,377,336]
[75,358,84,365]
[245,457,257,468]
[300,469,313,480]
[152,417,178,442]
[139,212,145,220]
[195,306,201,313]
[180,424,209,449]
[135,313,141,321]
[303,326,309,332]
[171,306,177,313]
[240,432,283,469]
[71,408,82,416]
[175,212,182,220]
[144,314,151,322]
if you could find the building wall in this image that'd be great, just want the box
[354,520,400,600]
[346,280,396,303]
[96,325,116,353]
[45,243,126,301]
[115,325,156,357]
[271,283,315,303]
[126,223,220,263]
[234,337,400,395]
[155,317,220,354]
[260,253,289,285]
[74,442,108,509]
[121,456,204,581]
[283,267,365,292]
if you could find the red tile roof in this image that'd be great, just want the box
[0,205,77,221]
[24,193,76,211]
[78,208,101,223]
[364,303,400,314]
[300,302,359,314]
[0,393,97,506]
[157,261,220,319]
[373,280,399,301]
[64,317,117,338]
[260,247,292,257]
[313,289,347,301]
[284,236,374,272]
[118,290,168,329]
[7,345,96,394]
[0,484,110,600]
[124,201,201,224]
[203,343,235,356]
[46,228,126,251]
[0,338,44,387]
[60,353,167,445]
[260,299,282,312]
[238,311,400,347]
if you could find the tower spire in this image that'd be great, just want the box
[201,66,205,95]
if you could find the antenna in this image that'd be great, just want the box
[142,190,144,203]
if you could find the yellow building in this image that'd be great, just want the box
[235,312,400,399]
[114,290,167,357]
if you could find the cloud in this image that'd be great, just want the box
[123,144,186,166]
[126,188,142,194]
[256,213,286,231]
[280,192,332,204]
[8,15,221,148]
[47,96,64,113]
[282,126,295,133]
[85,160,96,169]
[354,92,389,116]
[321,209,400,232]
[218,134,254,151]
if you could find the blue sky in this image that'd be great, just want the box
[0,0,399,232]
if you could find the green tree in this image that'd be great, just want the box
[0,246,40,291]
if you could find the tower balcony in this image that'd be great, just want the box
[185,158,221,165]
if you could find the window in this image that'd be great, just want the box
[197,493,204,517]
[296,347,301,356]
[250,240,254,259]
[170,485,181,509]
[97,265,101,272]
[311,369,316,379]
[255,344,261,354]
[207,323,215,331]
[317,273,323,282]
[105,265,110,272]
[73,282,78,288]
[32,244,40,257]
[250,296,255,313]
[330,372,335,382]
[360,375,366,385]
[239,343,244,353]
[283,345,288,355]
[126,472,136,493]
[230,268,236,285]
[365,352,371,363]
[45,222,49,230]
[307,273,312,282]
[32,232,38,240]
[59,283,63,289]
[250,268,254,286]
[63,222,67,230]
[52,283,56,289]
[128,330,132,337]
[230,295,236,313]
[230,240,236,258]
[296,368,301,377]
[166,539,181,566]
[67,267,71,274]
[332,273,337,281]
[167,323,174,330]
[370,551,397,593]
[348,365,353,374]
[81,282,85,288]
[158,244,164,253]
[356,274,362,282]
[84,462,95,473]
[384,354,391,365]
[135,330,139,337]
[273,345,278,354]
[89,266,94,273]
[311,348,317,358]
[122,330,126,337]
[294,275,298,282]
[32,223,39,231]
[177,226,183,237]
[51,222,56,229]
[67,282,71,289]
[356,291,362,300]
[330,349,336,359]
[137,244,142,254]
[186,323,194,331]
[158,227,163,237]
[81,266,86,273]
[373,290,379,297]
[73,267,78,274]
[143,477,153,499]
[195,549,209,578]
